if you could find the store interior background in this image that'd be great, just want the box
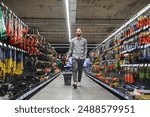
[0,0,150,100]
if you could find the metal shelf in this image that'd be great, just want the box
[9,73,60,100]
[0,42,27,53]
[121,63,150,67]
[85,72,133,100]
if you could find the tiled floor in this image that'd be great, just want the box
[30,72,119,100]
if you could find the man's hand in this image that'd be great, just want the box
[66,56,69,62]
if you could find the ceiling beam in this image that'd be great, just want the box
[21,18,66,24]
[76,19,128,24]
[22,18,124,26]
[39,31,109,35]
[27,23,120,27]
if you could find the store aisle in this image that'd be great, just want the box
[30,72,119,100]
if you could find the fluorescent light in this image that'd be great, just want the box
[65,0,71,42]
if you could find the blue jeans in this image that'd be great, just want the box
[72,57,85,82]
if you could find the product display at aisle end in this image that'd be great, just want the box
[0,2,61,100]
[85,4,150,100]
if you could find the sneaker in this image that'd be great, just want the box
[73,82,77,89]
[77,82,81,87]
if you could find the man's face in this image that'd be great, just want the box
[76,28,82,37]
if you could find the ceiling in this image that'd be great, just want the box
[1,0,150,54]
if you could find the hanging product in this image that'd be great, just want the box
[23,36,28,51]
[34,36,39,47]
[137,11,150,29]
[16,51,23,75]
[6,12,11,37]
[139,48,147,62]
[0,45,2,68]
[12,48,16,75]
[0,7,7,42]
[146,65,150,79]
[146,45,150,60]
[25,35,30,53]
[139,31,150,45]
[137,16,143,29]
[115,60,120,71]
[132,65,138,81]
[5,47,12,74]
[17,19,23,48]
[9,16,17,45]
[0,45,4,80]
[139,66,147,79]
[20,52,23,72]
[21,25,28,50]
[143,66,147,79]
[132,51,139,64]
[22,25,28,35]
[3,8,7,29]
[130,66,135,84]
[7,12,13,43]
[124,66,135,84]
[139,66,143,79]
[30,46,35,55]
[0,46,6,79]
[109,61,115,70]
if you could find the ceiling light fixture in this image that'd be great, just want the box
[65,0,71,42]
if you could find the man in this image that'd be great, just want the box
[67,27,87,89]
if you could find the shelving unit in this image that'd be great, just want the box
[88,4,150,100]
[0,2,60,99]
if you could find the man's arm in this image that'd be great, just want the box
[67,40,73,60]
